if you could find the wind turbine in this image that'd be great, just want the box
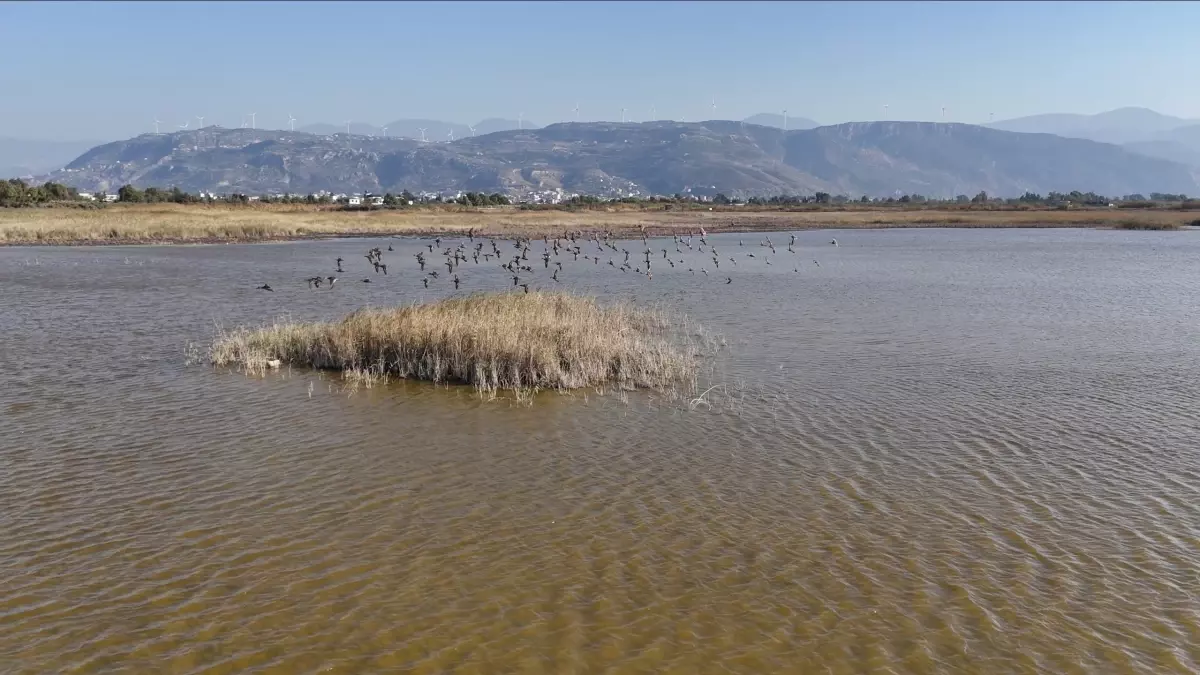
[153,118,162,134]
[621,107,626,123]
[883,103,889,119]
[518,112,523,129]
[418,127,427,142]
[782,109,788,131]
[711,96,716,119]
[650,104,656,120]
[249,112,257,129]
[989,112,995,123]
[288,113,296,131]
[179,121,189,130]
[574,102,579,122]
[381,125,388,137]
[941,106,946,121]
[196,116,204,127]
[447,128,455,141]
[467,125,476,137]
[344,120,351,134]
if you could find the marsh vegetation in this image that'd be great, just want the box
[208,291,709,397]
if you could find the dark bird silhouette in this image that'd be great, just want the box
[336,257,344,272]
[258,283,274,292]
[453,275,460,289]
[520,283,530,294]
[362,278,372,283]
[380,263,388,275]
[387,244,393,251]
[423,277,429,288]
[726,277,732,284]
[307,276,323,289]
[327,276,337,287]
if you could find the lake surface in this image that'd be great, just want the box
[2,228,1198,674]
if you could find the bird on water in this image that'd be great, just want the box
[257,283,274,292]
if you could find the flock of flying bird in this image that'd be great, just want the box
[255,226,841,294]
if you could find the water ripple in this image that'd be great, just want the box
[2,229,1200,673]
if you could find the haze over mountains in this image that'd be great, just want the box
[0,137,105,180]
[45,118,1198,200]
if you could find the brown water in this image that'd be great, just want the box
[2,229,1199,674]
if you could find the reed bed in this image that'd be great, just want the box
[1113,219,1183,231]
[208,291,706,397]
[4,203,1199,245]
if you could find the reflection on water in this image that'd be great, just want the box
[2,229,1199,673]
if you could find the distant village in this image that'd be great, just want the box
[69,185,687,207]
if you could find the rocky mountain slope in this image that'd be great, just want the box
[45,121,1199,198]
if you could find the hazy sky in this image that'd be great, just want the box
[2,0,1198,140]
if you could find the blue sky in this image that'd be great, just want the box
[2,1,1198,140]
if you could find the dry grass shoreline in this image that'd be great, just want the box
[1,203,1197,246]
[208,292,707,398]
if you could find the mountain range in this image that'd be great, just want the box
[43,120,1199,199]
[986,107,1200,167]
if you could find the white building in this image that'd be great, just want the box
[103,194,119,203]
[77,192,95,201]
[370,196,384,206]
[347,196,362,206]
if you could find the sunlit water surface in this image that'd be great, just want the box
[2,229,1198,674]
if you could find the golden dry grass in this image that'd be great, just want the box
[2,203,1197,245]
[208,291,706,397]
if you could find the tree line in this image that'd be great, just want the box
[0,178,1194,210]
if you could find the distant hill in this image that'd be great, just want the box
[742,113,820,130]
[986,107,1199,145]
[1153,123,1200,150]
[1,137,107,179]
[44,121,1199,199]
[1122,140,1200,167]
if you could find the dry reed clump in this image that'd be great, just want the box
[208,291,704,396]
